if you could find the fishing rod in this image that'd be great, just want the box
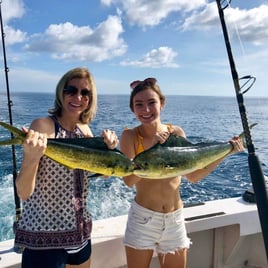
[0,1,21,234]
[216,0,268,260]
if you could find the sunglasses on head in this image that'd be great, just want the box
[130,78,157,90]
[63,86,92,97]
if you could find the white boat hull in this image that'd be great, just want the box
[0,197,267,268]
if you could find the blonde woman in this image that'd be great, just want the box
[15,67,118,268]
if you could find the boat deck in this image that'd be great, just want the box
[0,197,267,268]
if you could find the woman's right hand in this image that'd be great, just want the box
[23,129,47,160]
[155,131,170,144]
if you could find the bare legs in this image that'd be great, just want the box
[125,246,187,268]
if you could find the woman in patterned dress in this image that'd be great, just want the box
[15,67,118,268]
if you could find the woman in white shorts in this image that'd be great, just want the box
[120,78,244,268]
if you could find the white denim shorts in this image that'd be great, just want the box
[123,201,191,254]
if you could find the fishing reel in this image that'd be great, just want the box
[219,0,232,10]
[239,75,256,94]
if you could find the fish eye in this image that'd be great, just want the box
[144,162,149,167]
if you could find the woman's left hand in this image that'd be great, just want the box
[229,136,245,154]
[102,129,119,149]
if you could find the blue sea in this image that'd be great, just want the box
[1,92,268,242]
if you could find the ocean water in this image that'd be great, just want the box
[0,92,268,242]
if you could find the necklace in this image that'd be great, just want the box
[57,117,77,132]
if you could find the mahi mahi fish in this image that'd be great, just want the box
[0,121,134,177]
[133,125,255,179]
[0,121,255,180]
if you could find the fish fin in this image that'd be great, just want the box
[238,123,258,146]
[163,134,193,147]
[0,121,25,137]
[48,137,110,150]
[133,135,193,161]
[0,137,23,146]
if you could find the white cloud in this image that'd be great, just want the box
[24,15,127,62]
[1,0,27,45]
[182,3,268,45]
[227,4,268,45]
[182,2,218,31]
[5,25,27,45]
[120,46,179,68]
[103,0,206,27]
[2,0,25,23]
[101,0,113,5]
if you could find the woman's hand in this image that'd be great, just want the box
[155,131,170,144]
[229,136,245,154]
[102,129,119,149]
[23,129,47,161]
[16,129,47,200]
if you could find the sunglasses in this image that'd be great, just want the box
[130,78,157,90]
[63,86,92,97]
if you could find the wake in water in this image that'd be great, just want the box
[0,174,16,241]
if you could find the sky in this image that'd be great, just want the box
[1,0,268,96]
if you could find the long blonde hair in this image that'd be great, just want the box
[48,67,97,124]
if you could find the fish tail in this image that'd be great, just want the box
[0,138,23,145]
[238,123,257,146]
[0,121,25,145]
